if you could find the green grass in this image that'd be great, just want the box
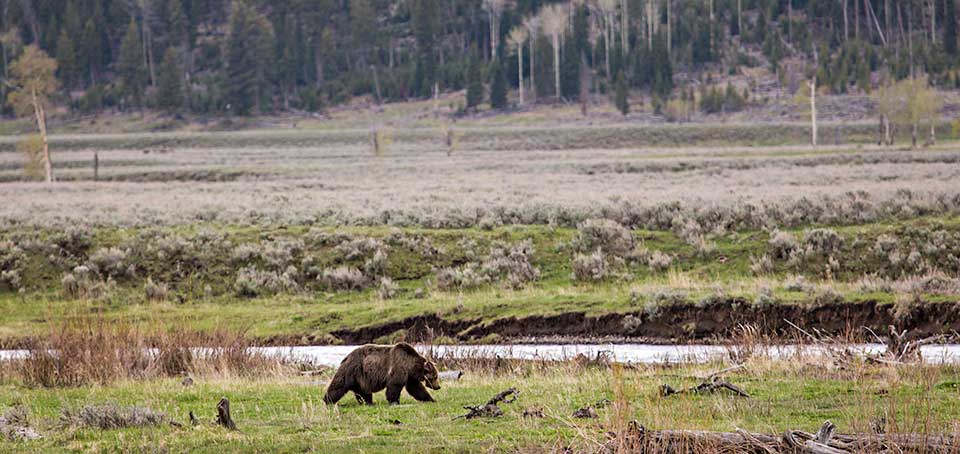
[1,361,958,453]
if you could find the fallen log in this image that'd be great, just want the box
[454,387,518,420]
[605,420,959,453]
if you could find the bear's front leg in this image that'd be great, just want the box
[405,378,435,402]
[386,383,403,404]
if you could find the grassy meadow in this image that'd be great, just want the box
[2,118,960,452]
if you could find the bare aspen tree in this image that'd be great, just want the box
[843,0,849,42]
[931,0,937,45]
[483,0,505,60]
[508,26,528,105]
[541,4,567,101]
[738,0,743,38]
[524,17,540,101]
[597,0,618,80]
[810,76,817,147]
[667,0,672,56]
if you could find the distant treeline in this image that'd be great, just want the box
[2,0,960,116]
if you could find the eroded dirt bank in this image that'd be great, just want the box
[315,299,960,346]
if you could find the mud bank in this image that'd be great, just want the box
[317,299,960,346]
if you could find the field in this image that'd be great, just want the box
[2,117,960,452]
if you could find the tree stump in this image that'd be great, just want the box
[216,398,237,431]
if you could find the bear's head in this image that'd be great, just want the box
[421,361,440,390]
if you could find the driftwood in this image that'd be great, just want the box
[605,420,960,453]
[660,364,750,398]
[572,398,612,419]
[865,326,949,363]
[454,387,518,420]
[216,398,237,431]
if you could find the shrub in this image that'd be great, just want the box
[51,225,93,257]
[651,289,688,306]
[783,274,811,293]
[647,251,673,272]
[572,250,608,282]
[87,247,132,279]
[234,266,299,297]
[768,230,798,259]
[802,228,844,255]
[61,266,113,300]
[144,277,169,302]
[750,254,774,275]
[363,249,389,277]
[60,404,165,430]
[335,238,385,261]
[572,219,635,257]
[320,266,369,291]
[480,240,540,288]
[378,277,399,299]
[436,265,488,291]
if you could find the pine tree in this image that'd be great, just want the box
[54,30,78,89]
[947,0,958,56]
[413,0,439,97]
[489,58,508,109]
[167,0,189,49]
[466,54,484,110]
[156,47,183,113]
[613,70,629,116]
[224,0,275,115]
[117,19,146,107]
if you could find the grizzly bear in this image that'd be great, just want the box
[323,343,440,405]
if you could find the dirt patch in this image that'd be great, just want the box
[322,299,960,345]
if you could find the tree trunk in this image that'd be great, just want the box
[912,122,918,148]
[579,50,588,116]
[529,36,535,101]
[843,0,849,42]
[884,116,891,146]
[314,41,325,89]
[929,122,936,145]
[604,20,611,81]
[517,42,524,105]
[810,77,818,148]
[667,0,672,56]
[32,89,53,183]
[553,34,560,101]
[931,0,937,45]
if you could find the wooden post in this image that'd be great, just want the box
[93,151,98,181]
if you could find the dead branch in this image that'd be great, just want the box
[660,365,750,398]
[454,387,518,420]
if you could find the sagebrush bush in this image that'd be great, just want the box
[436,265,488,291]
[768,230,798,259]
[87,247,133,279]
[572,250,608,282]
[572,219,635,257]
[750,254,774,275]
[363,249,389,277]
[335,238,385,260]
[802,228,844,255]
[234,266,299,297]
[144,277,169,302]
[61,266,113,300]
[320,266,369,291]
[377,277,399,299]
[647,251,673,272]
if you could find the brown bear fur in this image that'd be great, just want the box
[323,343,440,405]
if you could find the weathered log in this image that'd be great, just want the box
[606,421,959,453]
[216,398,237,431]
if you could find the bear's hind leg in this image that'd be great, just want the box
[405,378,435,402]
